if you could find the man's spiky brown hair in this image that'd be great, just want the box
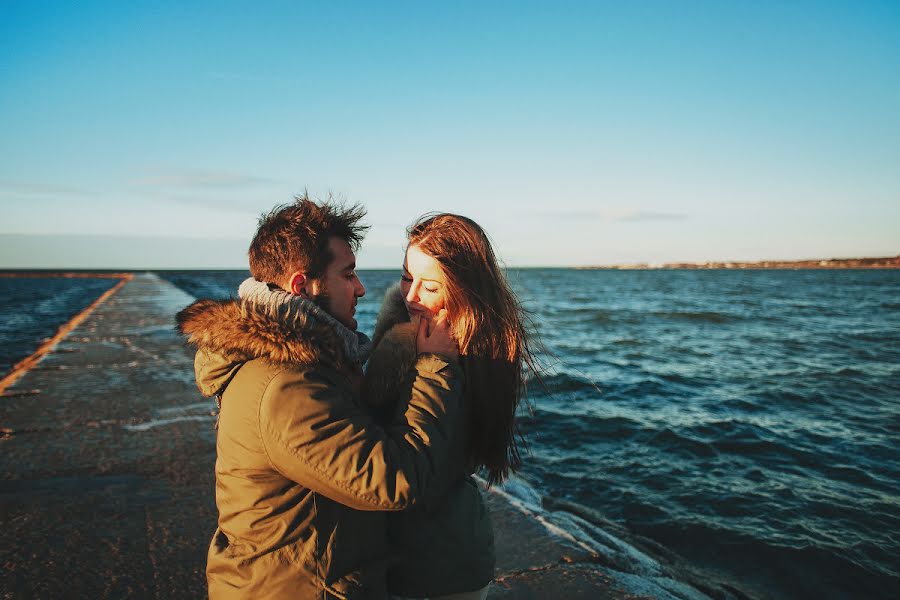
[248,193,368,284]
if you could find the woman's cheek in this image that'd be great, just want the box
[426,296,446,315]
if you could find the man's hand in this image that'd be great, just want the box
[416,309,459,361]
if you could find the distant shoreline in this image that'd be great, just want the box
[579,255,900,270]
[1,255,898,273]
[0,271,132,278]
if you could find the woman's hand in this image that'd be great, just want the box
[416,309,458,361]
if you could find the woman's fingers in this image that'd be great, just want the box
[417,313,430,338]
[416,310,459,360]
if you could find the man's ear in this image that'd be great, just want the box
[287,271,310,298]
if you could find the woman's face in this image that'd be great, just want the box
[401,244,447,318]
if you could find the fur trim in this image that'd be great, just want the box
[363,321,417,411]
[372,283,411,348]
[237,277,371,364]
[363,283,419,413]
[176,298,344,368]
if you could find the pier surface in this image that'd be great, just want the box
[0,274,631,599]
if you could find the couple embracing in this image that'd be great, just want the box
[177,195,538,599]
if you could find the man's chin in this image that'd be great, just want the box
[311,293,356,330]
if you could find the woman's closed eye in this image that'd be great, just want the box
[401,273,438,293]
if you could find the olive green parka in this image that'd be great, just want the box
[177,293,463,600]
[362,284,495,597]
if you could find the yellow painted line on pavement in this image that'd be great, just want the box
[0,274,134,396]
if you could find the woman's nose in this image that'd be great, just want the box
[405,283,419,303]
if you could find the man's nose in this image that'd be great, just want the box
[355,279,366,297]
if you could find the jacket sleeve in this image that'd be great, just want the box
[258,353,462,511]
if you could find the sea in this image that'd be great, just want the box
[0,276,119,374]
[2,269,898,599]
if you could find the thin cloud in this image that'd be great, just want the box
[133,169,278,188]
[146,192,272,214]
[0,181,93,198]
[615,210,687,222]
[541,209,688,223]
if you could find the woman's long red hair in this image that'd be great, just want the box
[408,213,539,485]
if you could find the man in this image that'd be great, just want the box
[177,196,462,599]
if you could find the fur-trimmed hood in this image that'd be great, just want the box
[372,282,411,347]
[177,297,348,396]
[177,297,347,365]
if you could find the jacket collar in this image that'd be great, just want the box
[236,277,370,364]
[177,295,347,369]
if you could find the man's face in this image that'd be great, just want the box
[309,237,366,330]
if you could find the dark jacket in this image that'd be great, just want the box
[177,295,463,600]
[363,285,495,597]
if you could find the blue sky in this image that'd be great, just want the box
[1,1,898,268]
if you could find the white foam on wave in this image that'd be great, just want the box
[492,473,543,509]
[483,474,713,600]
[547,509,662,576]
[481,474,596,554]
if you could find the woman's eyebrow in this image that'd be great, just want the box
[401,266,439,283]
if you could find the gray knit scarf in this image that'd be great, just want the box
[238,277,372,364]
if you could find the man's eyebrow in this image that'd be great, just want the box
[340,261,356,271]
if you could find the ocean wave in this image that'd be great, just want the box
[635,519,898,598]
[602,378,675,401]
[644,427,718,459]
[0,277,119,374]
[528,371,600,395]
[652,310,738,324]
[521,410,642,443]
[565,306,616,324]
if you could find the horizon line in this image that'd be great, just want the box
[2,254,898,273]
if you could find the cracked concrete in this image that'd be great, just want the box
[1,274,213,599]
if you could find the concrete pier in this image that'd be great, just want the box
[0,274,631,599]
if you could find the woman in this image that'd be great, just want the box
[363,213,540,600]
